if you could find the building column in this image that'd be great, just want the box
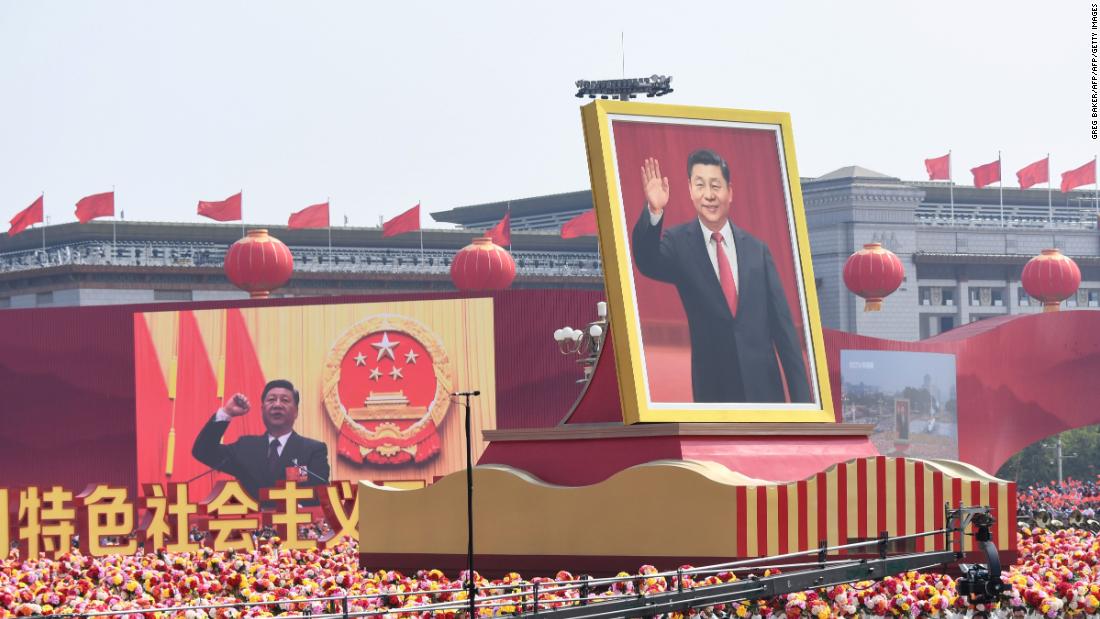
[958,276,971,325]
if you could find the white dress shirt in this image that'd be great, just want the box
[701,219,739,290]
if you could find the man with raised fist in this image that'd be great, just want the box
[192,379,330,500]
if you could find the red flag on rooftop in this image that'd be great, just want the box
[75,191,115,223]
[924,153,950,181]
[1016,157,1049,189]
[1060,159,1097,192]
[486,210,510,247]
[382,203,420,238]
[561,210,597,239]
[288,201,329,229]
[970,159,1001,188]
[9,195,43,236]
[197,192,242,222]
[1015,157,1049,190]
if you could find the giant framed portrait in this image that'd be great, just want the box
[580,100,833,423]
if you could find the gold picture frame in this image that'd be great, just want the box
[581,100,834,423]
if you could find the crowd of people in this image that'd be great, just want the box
[184,520,334,545]
[1017,476,1100,520]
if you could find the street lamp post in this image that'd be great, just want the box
[452,389,480,617]
[554,301,609,383]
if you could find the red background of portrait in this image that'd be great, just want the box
[610,120,811,402]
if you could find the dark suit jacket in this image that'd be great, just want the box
[632,209,811,403]
[191,415,330,501]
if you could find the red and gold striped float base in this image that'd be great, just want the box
[358,457,1016,576]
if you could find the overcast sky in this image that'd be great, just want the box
[0,1,1093,229]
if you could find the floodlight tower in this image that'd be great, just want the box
[575,75,674,101]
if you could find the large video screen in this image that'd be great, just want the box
[839,350,958,460]
[134,298,496,499]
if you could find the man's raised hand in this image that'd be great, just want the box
[224,393,250,417]
[641,157,670,215]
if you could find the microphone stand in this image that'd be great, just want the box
[182,456,231,485]
[453,390,480,619]
[290,460,329,484]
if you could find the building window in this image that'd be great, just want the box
[1089,289,1100,308]
[969,287,1004,307]
[36,292,53,306]
[153,289,193,302]
[0,297,9,308]
[919,286,956,306]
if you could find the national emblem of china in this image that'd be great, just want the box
[322,315,453,465]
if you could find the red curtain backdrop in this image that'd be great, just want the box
[134,311,222,499]
[221,308,267,444]
[133,314,172,490]
[135,309,268,499]
[610,120,810,402]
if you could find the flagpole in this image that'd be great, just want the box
[998,150,1004,227]
[948,150,955,224]
[112,184,118,262]
[327,197,332,258]
[1047,154,1053,226]
[41,191,46,253]
[507,201,512,252]
[240,189,245,238]
[419,199,424,259]
[1094,156,1098,217]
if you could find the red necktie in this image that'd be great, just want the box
[711,231,739,318]
[268,439,280,474]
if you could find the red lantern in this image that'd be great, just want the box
[450,237,516,291]
[223,229,294,298]
[1021,248,1081,312]
[843,242,905,312]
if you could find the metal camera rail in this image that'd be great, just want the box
[27,505,1003,619]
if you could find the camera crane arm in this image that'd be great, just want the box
[502,506,1004,619]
